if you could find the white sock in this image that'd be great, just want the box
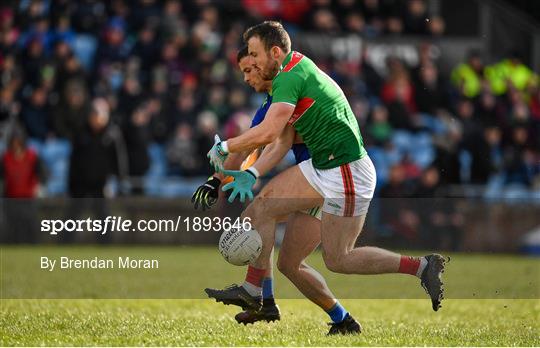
[416,257,428,278]
[242,281,262,297]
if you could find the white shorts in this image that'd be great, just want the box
[299,155,377,217]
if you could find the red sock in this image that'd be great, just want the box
[245,266,266,287]
[398,255,421,275]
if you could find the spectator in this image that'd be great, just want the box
[432,122,462,185]
[485,52,538,96]
[414,61,449,115]
[451,50,484,99]
[170,88,199,126]
[161,40,187,88]
[129,0,161,32]
[131,23,160,77]
[472,127,504,185]
[53,80,90,140]
[19,85,50,140]
[385,16,404,35]
[384,77,418,130]
[160,0,187,41]
[0,54,23,90]
[504,126,533,186]
[205,86,229,122]
[0,86,18,123]
[427,16,445,37]
[344,12,366,35]
[52,15,76,48]
[359,47,384,97]
[413,166,442,197]
[381,58,416,114]
[310,8,340,33]
[530,86,540,121]
[476,91,501,127]
[1,128,46,243]
[147,95,170,144]
[0,8,20,55]
[70,0,106,34]
[367,105,392,146]
[117,74,143,119]
[1,127,46,198]
[166,123,203,176]
[403,0,429,35]
[361,0,385,34]
[19,35,47,87]
[455,98,481,152]
[122,101,151,179]
[68,98,124,197]
[379,164,412,198]
[94,17,131,75]
[281,0,311,25]
[54,50,86,99]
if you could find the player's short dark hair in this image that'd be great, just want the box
[243,21,291,54]
[237,45,249,63]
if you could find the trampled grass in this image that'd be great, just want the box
[1,246,539,346]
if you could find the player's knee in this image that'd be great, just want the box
[277,255,298,278]
[241,199,265,226]
[323,251,348,274]
[276,258,290,276]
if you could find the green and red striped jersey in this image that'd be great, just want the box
[272,51,367,169]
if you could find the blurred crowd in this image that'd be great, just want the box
[0,0,539,202]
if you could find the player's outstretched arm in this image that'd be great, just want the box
[207,103,293,172]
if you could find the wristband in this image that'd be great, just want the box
[220,140,229,154]
[246,166,260,179]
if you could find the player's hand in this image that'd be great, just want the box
[191,176,221,210]
[221,169,257,203]
[207,134,228,172]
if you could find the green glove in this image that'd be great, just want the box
[207,134,228,172]
[221,169,257,203]
[191,176,221,211]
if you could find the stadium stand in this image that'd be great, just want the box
[0,0,538,204]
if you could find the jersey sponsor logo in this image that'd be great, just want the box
[282,51,304,72]
[288,97,315,125]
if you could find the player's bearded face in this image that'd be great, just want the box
[248,37,280,81]
[260,52,280,81]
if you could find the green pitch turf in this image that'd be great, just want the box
[1,246,539,346]
[2,299,538,346]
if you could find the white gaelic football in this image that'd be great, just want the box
[219,227,262,266]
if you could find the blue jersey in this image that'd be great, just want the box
[250,94,310,164]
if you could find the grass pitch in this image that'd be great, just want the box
[1,246,539,346]
[2,299,538,346]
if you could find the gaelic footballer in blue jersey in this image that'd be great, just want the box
[192,47,311,211]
